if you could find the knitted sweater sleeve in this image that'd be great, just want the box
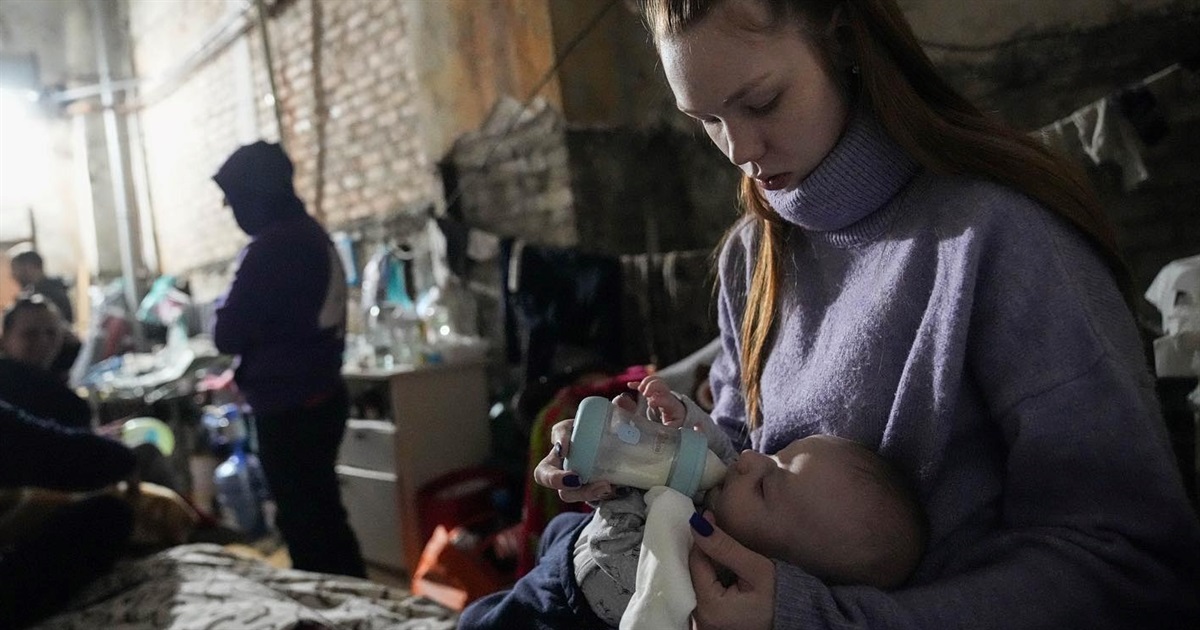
[767,204,1200,628]
[0,399,136,491]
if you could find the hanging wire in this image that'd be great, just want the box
[441,0,621,214]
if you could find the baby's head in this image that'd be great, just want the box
[708,435,925,589]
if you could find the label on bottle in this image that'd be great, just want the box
[617,423,641,445]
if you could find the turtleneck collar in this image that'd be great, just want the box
[762,109,919,235]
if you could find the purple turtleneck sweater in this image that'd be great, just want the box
[705,111,1200,628]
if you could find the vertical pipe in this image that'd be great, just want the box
[90,0,145,350]
[254,0,285,145]
[125,111,161,276]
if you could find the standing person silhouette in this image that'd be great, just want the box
[212,140,364,577]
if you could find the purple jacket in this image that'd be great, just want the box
[212,142,346,415]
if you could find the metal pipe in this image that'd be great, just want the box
[53,1,255,110]
[90,0,145,351]
[254,0,285,145]
[125,110,161,276]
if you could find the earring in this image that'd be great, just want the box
[851,63,860,75]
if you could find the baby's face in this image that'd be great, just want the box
[709,436,857,567]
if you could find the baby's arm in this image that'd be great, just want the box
[620,376,738,463]
[630,375,687,428]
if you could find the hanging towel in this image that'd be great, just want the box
[1071,97,1150,191]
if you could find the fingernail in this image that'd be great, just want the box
[689,511,713,537]
[563,474,581,488]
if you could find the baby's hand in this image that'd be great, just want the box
[635,376,686,428]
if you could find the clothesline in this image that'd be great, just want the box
[1036,62,1198,191]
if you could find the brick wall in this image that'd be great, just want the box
[130,0,439,299]
[125,0,1199,336]
[257,0,438,229]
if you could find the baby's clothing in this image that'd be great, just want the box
[457,512,610,630]
[572,489,646,626]
[573,394,737,626]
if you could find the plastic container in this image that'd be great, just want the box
[214,445,272,537]
[565,396,726,497]
[121,417,175,456]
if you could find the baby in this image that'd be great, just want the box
[459,376,926,629]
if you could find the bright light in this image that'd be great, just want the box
[0,88,50,211]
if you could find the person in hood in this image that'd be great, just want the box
[212,140,364,577]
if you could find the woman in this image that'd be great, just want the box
[0,295,91,429]
[533,0,1200,627]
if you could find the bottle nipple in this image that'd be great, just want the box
[699,450,727,490]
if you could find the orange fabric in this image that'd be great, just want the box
[411,524,508,611]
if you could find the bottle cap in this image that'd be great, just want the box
[564,396,610,483]
[666,428,707,497]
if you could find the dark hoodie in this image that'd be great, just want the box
[212,141,347,414]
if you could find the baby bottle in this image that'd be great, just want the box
[564,396,726,497]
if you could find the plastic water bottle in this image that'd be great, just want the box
[213,443,272,537]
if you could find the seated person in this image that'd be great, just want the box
[460,376,927,629]
[4,296,185,492]
[10,251,73,324]
[0,398,136,629]
[0,295,91,429]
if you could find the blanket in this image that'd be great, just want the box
[31,544,457,629]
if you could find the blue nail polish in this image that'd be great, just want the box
[689,512,713,537]
[563,474,581,488]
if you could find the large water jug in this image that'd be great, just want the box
[213,443,271,537]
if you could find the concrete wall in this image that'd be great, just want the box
[406,0,562,161]
[550,0,1200,305]
[5,0,1198,318]
[0,0,91,286]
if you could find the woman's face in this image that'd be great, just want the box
[658,0,849,193]
[2,307,63,370]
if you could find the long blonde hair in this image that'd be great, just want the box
[641,0,1126,429]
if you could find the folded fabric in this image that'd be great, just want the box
[620,485,696,630]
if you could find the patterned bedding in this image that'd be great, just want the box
[31,544,458,629]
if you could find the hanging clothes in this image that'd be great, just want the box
[500,239,624,386]
[1036,63,1199,192]
[1038,97,1149,191]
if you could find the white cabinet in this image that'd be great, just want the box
[339,362,490,573]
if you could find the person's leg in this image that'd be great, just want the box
[0,494,133,628]
[254,384,366,577]
[459,512,609,630]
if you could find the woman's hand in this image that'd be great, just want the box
[531,418,614,503]
[689,511,775,630]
